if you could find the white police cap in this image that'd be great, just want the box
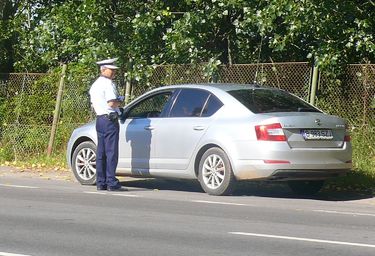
[96,58,119,69]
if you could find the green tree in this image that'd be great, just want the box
[0,0,22,72]
[2,0,374,72]
[12,0,122,72]
[251,0,375,67]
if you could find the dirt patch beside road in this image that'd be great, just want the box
[0,165,75,182]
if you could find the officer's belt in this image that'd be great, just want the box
[97,113,118,122]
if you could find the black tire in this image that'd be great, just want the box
[71,141,97,185]
[288,180,325,196]
[198,147,236,196]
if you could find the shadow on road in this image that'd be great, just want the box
[120,178,374,202]
[234,181,375,201]
[121,178,204,193]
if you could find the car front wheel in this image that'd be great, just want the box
[71,141,97,185]
[198,147,235,196]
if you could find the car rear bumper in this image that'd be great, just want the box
[233,160,352,180]
[268,169,349,180]
[230,140,352,180]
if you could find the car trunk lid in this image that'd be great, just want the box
[261,112,348,148]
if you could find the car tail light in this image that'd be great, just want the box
[255,123,286,141]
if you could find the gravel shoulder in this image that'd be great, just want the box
[0,165,75,182]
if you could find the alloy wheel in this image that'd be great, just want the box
[75,148,96,181]
[202,154,225,190]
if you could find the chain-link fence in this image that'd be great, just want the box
[1,62,374,161]
[0,73,51,160]
[134,62,312,100]
[318,64,375,126]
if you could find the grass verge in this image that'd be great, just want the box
[0,151,68,172]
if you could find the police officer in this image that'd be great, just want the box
[89,58,127,191]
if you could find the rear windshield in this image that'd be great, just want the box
[228,89,321,114]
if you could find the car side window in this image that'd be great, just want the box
[169,89,210,117]
[201,94,223,117]
[127,92,172,118]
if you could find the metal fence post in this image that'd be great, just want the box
[47,64,67,156]
[125,59,133,104]
[310,64,319,105]
[125,78,132,105]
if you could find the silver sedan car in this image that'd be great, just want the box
[67,84,352,195]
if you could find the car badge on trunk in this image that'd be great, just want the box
[315,119,321,126]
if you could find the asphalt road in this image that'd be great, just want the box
[0,173,375,256]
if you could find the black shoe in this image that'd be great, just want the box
[107,185,128,192]
[97,185,107,191]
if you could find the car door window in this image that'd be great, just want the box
[169,89,210,117]
[127,92,172,118]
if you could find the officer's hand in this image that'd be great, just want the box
[119,107,127,123]
[119,107,125,118]
[117,96,125,102]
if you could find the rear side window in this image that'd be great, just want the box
[228,89,321,114]
[169,89,210,117]
[202,95,223,117]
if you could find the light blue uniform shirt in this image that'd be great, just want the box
[89,76,120,115]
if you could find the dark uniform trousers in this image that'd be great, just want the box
[96,115,120,188]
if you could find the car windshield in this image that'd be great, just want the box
[228,88,321,114]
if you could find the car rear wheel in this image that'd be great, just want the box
[198,147,235,196]
[288,180,325,196]
[72,141,97,185]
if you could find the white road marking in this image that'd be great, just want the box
[111,193,140,197]
[0,184,39,189]
[192,200,247,206]
[314,209,375,217]
[0,252,32,256]
[229,232,375,248]
[83,191,140,197]
[84,191,107,195]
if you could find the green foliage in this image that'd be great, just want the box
[2,0,373,75]
[0,73,58,125]
[0,122,80,162]
[0,0,17,72]
[324,122,375,192]
[252,0,375,67]
[326,126,375,193]
[12,0,120,72]
[1,124,49,159]
[0,143,13,161]
[351,126,375,175]
[61,63,97,123]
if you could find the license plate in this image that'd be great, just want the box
[301,129,333,140]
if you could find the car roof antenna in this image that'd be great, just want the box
[254,37,263,87]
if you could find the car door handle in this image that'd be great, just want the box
[144,126,155,130]
[193,126,205,131]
